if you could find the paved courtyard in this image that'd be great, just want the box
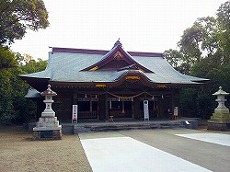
[79,129,230,172]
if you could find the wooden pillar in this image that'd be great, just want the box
[121,101,125,113]
[171,91,174,111]
[98,93,106,120]
[133,98,139,119]
[132,100,135,119]
[171,89,180,118]
[105,92,109,119]
[90,97,92,113]
[158,95,164,118]
[109,100,112,110]
[175,89,180,117]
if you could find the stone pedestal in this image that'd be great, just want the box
[208,86,230,131]
[33,128,62,140]
[33,84,62,140]
[208,121,230,131]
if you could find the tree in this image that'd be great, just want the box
[0,48,17,123]
[165,2,230,84]
[0,0,49,45]
[164,16,219,74]
[164,1,230,119]
[163,49,192,74]
[178,22,203,65]
[216,1,230,62]
[0,0,49,124]
[21,56,47,73]
[0,68,14,123]
[0,51,47,124]
[0,45,17,70]
[163,49,183,68]
[195,17,219,55]
[180,88,198,117]
[190,1,230,90]
[11,55,47,124]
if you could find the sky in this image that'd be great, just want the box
[11,0,227,60]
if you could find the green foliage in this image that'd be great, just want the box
[21,57,47,73]
[0,0,49,45]
[0,0,48,124]
[165,1,230,119]
[0,46,17,70]
[11,54,47,124]
[0,48,47,124]
[12,89,37,124]
[0,47,16,123]
[180,89,198,117]
[163,49,192,74]
[178,22,203,64]
[180,89,216,119]
[197,93,215,119]
[0,69,13,123]
[216,1,230,57]
[163,49,183,68]
[192,53,230,91]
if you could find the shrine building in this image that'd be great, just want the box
[20,40,208,122]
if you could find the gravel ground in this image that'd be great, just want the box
[0,126,92,172]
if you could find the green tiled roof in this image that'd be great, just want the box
[20,42,209,85]
[25,88,41,98]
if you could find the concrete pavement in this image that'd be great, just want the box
[79,129,230,172]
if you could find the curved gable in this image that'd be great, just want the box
[113,70,153,87]
[81,40,153,73]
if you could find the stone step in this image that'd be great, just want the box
[74,122,183,133]
[26,119,199,134]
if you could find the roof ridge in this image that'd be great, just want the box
[50,47,163,57]
[51,47,108,55]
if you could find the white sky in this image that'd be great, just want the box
[11,0,227,60]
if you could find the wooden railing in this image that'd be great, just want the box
[109,110,132,118]
[78,111,98,119]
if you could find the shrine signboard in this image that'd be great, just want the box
[72,105,78,123]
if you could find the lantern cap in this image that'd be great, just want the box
[212,86,229,96]
[40,84,57,96]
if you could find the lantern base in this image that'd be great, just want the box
[208,112,230,130]
[207,120,230,131]
[33,126,62,140]
[209,112,230,123]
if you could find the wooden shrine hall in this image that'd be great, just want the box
[21,40,208,122]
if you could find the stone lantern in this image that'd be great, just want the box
[33,84,62,139]
[208,86,230,130]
